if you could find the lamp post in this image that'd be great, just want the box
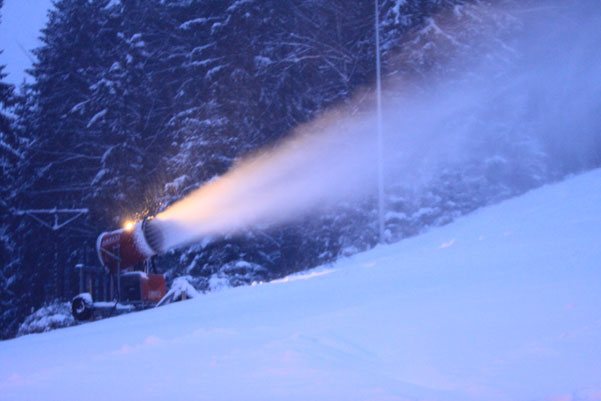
[375,0,385,243]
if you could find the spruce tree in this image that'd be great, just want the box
[0,0,17,162]
[12,0,119,330]
[0,0,22,339]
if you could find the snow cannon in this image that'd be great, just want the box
[71,218,167,321]
[96,217,166,272]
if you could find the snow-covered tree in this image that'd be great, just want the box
[6,0,599,339]
[0,0,25,339]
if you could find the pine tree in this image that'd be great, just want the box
[0,0,22,339]
[0,0,18,166]
[9,0,121,334]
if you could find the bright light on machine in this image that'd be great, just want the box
[124,221,135,231]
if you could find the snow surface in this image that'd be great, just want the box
[2,169,601,401]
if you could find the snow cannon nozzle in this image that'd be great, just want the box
[142,216,165,255]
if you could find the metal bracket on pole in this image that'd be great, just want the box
[13,208,89,231]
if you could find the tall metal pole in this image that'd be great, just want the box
[375,0,385,243]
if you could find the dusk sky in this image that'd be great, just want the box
[0,0,52,86]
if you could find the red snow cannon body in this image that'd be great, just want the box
[120,271,167,303]
[96,218,164,273]
[72,218,169,321]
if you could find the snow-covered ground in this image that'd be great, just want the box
[2,169,601,401]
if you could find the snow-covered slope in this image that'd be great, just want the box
[2,169,601,401]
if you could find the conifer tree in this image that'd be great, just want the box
[0,0,22,339]
[10,0,119,336]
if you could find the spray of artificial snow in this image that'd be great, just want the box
[153,1,601,251]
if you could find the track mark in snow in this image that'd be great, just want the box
[112,335,164,355]
[439,239,455,248]
[361,261,377,268]
[2,373,25,387]
[271,269,335,284]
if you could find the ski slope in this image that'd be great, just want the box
[2,169,601,401]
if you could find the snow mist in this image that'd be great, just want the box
[153,1,601,251]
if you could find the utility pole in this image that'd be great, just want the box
[375,0,385,243]
[14,208,89,300]
[13,208,89,231]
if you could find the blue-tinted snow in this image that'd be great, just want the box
[1,169,600,400]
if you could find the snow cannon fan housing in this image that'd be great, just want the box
[96,218,165,273]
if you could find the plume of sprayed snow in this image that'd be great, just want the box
[155,0,601,251]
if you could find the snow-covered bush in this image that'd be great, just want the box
[17,302,76,337]
[157,276,200,306]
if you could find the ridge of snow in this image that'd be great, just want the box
[86,109,107,128]
[179,18,209,30]
[0,139,23,159]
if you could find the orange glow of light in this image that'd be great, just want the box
[124,221,135,231]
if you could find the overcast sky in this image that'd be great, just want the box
[0,0,52,86]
